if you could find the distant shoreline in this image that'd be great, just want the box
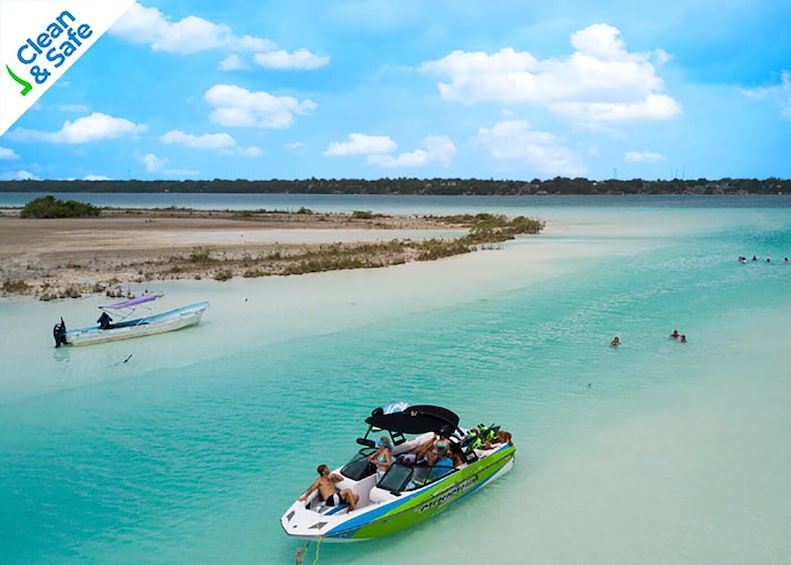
[1,177,789,196]
[0,207,542,299]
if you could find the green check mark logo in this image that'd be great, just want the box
[6,64,32,96]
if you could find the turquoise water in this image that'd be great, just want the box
[1,198,790,564]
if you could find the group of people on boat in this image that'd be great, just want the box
[395,434,457,470]
[299,425,496,512]
[298,434,457,514]
[368,433,458,478]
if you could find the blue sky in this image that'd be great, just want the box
[1,0,790,182]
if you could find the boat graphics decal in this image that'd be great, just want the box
[418,474,478,513]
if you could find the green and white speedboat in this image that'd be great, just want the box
[281,403,515,541]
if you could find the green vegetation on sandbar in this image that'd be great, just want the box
[163,213,545,279]
[20,195,101,219]
[442,213,544,243]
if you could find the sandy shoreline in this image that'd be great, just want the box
[0,208,472,299]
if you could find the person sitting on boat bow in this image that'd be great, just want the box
[368,437,392,481]
[299,464,359,511]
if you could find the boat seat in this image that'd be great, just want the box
[368,486,395,504]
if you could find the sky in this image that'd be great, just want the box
[1,0,790,182]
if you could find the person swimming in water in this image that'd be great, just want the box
[611,336,620,347]
[670,329,680,338]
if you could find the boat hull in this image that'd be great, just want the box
[63,301,209,346]
[281,443,515,541]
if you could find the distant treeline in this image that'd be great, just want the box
[1,177,790,195]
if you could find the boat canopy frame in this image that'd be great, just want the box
[358,404,460,449]
[98,294,162,323]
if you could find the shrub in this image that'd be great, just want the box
[20,195,101,218]
[2,279,30,293]
[188,247,211,263]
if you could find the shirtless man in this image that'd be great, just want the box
[298,464,359,511]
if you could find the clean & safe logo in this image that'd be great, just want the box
[0,0,134,136]
[9,9,94,92]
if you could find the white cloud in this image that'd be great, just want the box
[161,130,237,150]
[141,153,168,173]
[219,54,248,71]
[83,174,113,181]
[160,130,261,156]
[239,146,262,157]
[368,151,429,167]
[742,70,791,120]
[205,84,317,129]
[11,113,145,144]
[285,142,305,151]
[421,23,681,123]
[625,150,666,162]
[254,49,330,70]
[368,135,457,168]
[111,2,276,54]
[233,36,276,52]
[472,120,587,176]
[0,170,38,180]
[324,133,397,156]
[139,153,200,176]
[324,133,455,168]
[0,147,20,160]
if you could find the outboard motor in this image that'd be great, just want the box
[53,317,69,348]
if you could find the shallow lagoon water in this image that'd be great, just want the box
[1,196,790,564]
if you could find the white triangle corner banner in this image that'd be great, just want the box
[0,0,135,136]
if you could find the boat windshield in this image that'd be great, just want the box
[378,462,455,493]
[340,449,376,481]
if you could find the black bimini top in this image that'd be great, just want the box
[365,405,460,434]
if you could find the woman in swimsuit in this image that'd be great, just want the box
[368,437,392,481]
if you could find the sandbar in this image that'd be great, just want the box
[0,208,470,299]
